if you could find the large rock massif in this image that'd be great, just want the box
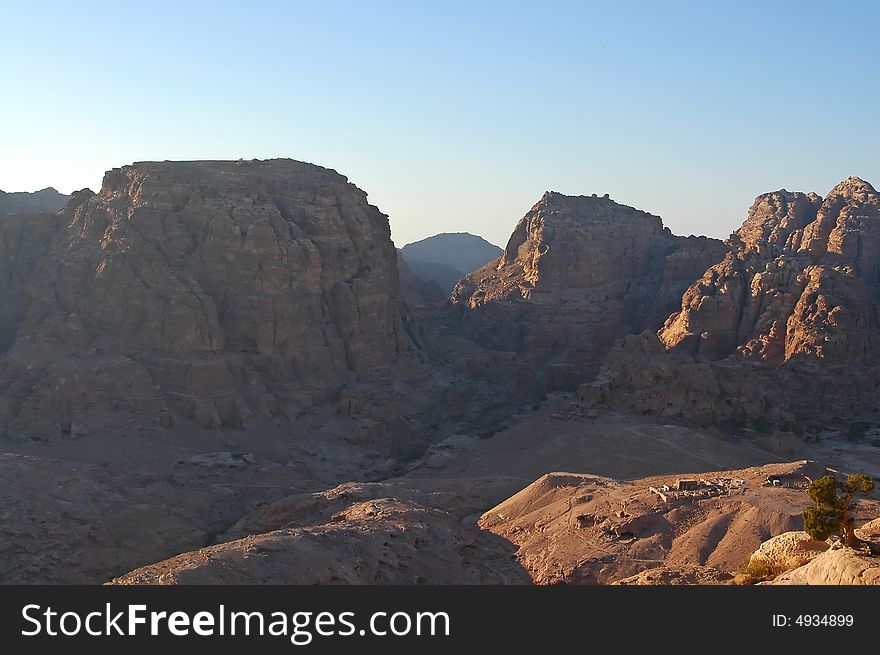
[0,160,407,439]
[449,192,726,386]
[586,178,880,426]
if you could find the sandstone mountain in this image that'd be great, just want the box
[587,177,880,426]
[660,177,880,365]
[449,191,726,385]
[0,159,408,439]
[400,232,502,294]
[0,187,68,219]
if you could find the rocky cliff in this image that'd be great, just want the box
[449,191,726,385]
[0,159,407,438]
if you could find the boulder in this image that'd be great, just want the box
[747,531,829,577]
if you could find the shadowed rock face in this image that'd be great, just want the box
[0,159,407,437]
[660,177,880,365]
[0,212,62,350]
[448,191,726,385]
[396,251,445,306]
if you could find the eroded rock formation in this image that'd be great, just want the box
[590,178,880,425]
[660,178,880,365]
[449,192,726,385]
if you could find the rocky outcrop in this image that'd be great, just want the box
[0,159,407,438]
[590,178,880,425]
[479,461,837,584]
[660,178,880,365]
[0,187,68,219]
[769,547,880,584]
[747,531,829,577]
[613,565,733,585]
[111,496,527,585]
[449,192,726,386]
[855,517,880,545]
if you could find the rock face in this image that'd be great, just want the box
[449,192,726,385]
[0,187,68,219]
[400,232,502,294]
[0,159,407,438]
[660,178,880,365]
[0,212,63,350]
[747,531,829,577]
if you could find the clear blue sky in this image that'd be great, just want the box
[2,1,877,247]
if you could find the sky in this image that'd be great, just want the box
[1,1,878,248]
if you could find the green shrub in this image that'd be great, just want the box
[803,473,875,545]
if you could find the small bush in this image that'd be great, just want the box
[732,572,756,586]
[746,559,770,580]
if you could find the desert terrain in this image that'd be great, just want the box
[2,161,879,585]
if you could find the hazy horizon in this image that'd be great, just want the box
[3,0,878,248]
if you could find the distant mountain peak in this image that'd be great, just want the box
[399,233,503,294]
[0,187,69,219]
